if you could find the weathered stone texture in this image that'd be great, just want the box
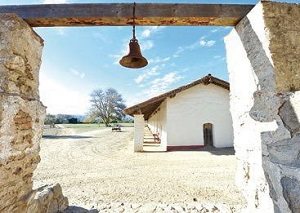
[0,14,44,212]
[0,14,69,213]
[281,177,300,213]
[225,2,300,213]
[27,184,69,213]
[278,93,300,136]
[262,2,300,92]
[0,14,68,213]
[0,13,43,99]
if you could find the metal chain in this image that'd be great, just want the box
[132,2,136,40]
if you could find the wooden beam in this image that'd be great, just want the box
[0,3,254,27]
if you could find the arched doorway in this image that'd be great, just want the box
[203,123,214,146]
[203,123,213,147]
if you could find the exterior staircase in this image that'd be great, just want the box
[143,126,160,145]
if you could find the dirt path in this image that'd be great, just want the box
[33,127,245,211]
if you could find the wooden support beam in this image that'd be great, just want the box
[0,3,254,27]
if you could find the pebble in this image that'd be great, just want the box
[68,202,236,213]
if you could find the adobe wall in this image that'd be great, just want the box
[134,114,144,152]
[166,84,233,148]
[225,1,300,212]
[0,14,67,212]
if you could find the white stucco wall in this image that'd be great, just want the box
[134,114,144,152]
[166,84,233,148]
[147,100,168,149]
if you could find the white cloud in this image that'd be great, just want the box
[141,29,151,38]
[199,37,216,47]
[148,57,170,64]
[40,72,90,115]
[92,32,108,42]
[134,65,160,84]
[125,96,143,107]
[179,68,189,73]
[109,54,121,65]
[43,0,67,3]
[172,36,216,59]
[141,26,165,38]
[70,68,85,79]
[126,72,183,106]
[186,41,199,50]
[109,40,130,64]
[152,72,181,87]
[211,29,219,33]
[56,28,65,35]
[134,74,147,84]
[141,40,154,51]
[145,72,182,97]
[213,55,226,61]
[173,46,184,58]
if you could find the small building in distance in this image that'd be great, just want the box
[124,74,233,151]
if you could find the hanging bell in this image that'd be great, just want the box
[119,38,148,69]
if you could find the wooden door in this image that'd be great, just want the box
[203,123,213,146]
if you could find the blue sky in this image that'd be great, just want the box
[1,0,299,115]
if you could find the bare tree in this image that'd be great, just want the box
[89,88,126,126]
[44,114,56,127]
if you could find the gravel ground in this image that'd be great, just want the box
[33,126,245,211]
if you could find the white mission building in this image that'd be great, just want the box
[124,74,233,152]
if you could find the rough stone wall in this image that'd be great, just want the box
[0,14,46,212]
[225,2,300,213]
[27,184,68,213]
[262,2,300,92]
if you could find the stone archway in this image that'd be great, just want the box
[0,1,299,212]
[225,2,300,212]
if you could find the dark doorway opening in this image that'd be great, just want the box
[203,123,213,146]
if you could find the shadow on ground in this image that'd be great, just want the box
[64,206,99,213]
[166,146,235,155]
[204,147,235,156]
[111,130,129,133]
[42,135,94,139]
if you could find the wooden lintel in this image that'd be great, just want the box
[0,3,254,27]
